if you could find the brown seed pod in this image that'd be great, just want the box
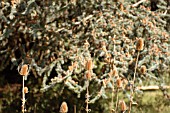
[119,100,126,111]
[19,64,29,76]
[117,78,122,88]
[85,60,93,70]
[140,65,147,74]
[60,101,68,113]
[24,87,28,94]
[112,65,118,77]
[136,38,144,51]
[85,71,92,80]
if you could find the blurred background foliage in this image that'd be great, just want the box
[0,0,170,113]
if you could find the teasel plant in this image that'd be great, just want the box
[129,38,144,113]
[85,59,93,113]
[109,36,118,113]
[60,101,68,113]
[18,63,30,113]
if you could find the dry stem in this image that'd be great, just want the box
[133,51,140,83]
[132,0,147,7]
[129,51,140,113]
[86,81,89,113]
[22,76,25,113]
[115,88,119,113]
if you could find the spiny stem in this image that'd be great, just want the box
[74,105,76,113]
[86,82,89,113]
[129,51,140,113]
[110,86,114,113]
[110,39,116,113]
[133,51,140,83]
[22,76,25,113]
[115,88,119,113]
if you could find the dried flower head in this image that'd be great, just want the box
[24,87,28,94]
[117,78,122,88]
[60,101,68,113]
[140,65,147,74]
[85,71,92,80]
[136,38,144,51]
[19,64,29,76]
[119,100,126,111]
[112,65,118,77]
[85,60,93,70]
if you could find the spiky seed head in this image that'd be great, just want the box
[85,71,92,80]
[60,101,68,113]
[136,38,144,51]
[19,64,29,76]
[119,100,126,111]
[140,65,147,74]
[117,78,122,88]
[85,60,93,70]
[112,65,118,77]
[24,87,28,94]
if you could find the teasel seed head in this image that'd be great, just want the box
[136,38,144,51]
[24,87,28,94]
[117,78,122,88]
[85,60,93,71]
[60,101,68,113]
[119,100,127,111]
[140,65,147,74]
[19,64,29,76]
[85,71,92,80]
[112,65,118,77]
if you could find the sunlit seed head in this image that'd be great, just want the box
[19,64,29,76]
[119,100,126,111]
[60,101,68,113]
[140,65,147,74]
[85,60,93,71]
[136,38,144,51]
[117,78,122,88]
[24,87,28,94]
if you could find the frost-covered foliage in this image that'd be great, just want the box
[0,0,170,112]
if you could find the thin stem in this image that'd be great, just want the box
[74,105,76,113]
[132,0,146,7]
[22,76,25,113]
[110,38,116,113]
[115,88,119,113]
[110,86,114,113]
[86,82,89,113]
[129,51,140,113]
[128,92,133,113]
[133,51,140,83]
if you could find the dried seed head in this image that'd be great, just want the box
[24,87,28,94]
[140,65,147,74]
[117,78,122,88]
[60,101,68,113]
[112,65,118,77]
[120,3,124,11]
[19,64,29,76]
[85,60,93,70]
[136,38,144,51]
[119,100,126,111]
[85,71,92,80]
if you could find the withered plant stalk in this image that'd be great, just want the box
[133,51,140,83]
[110,39,116,113]
[115,88,119,113]
[129,50,140,113]
[86,83,89,113]
[22,76,25,113]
